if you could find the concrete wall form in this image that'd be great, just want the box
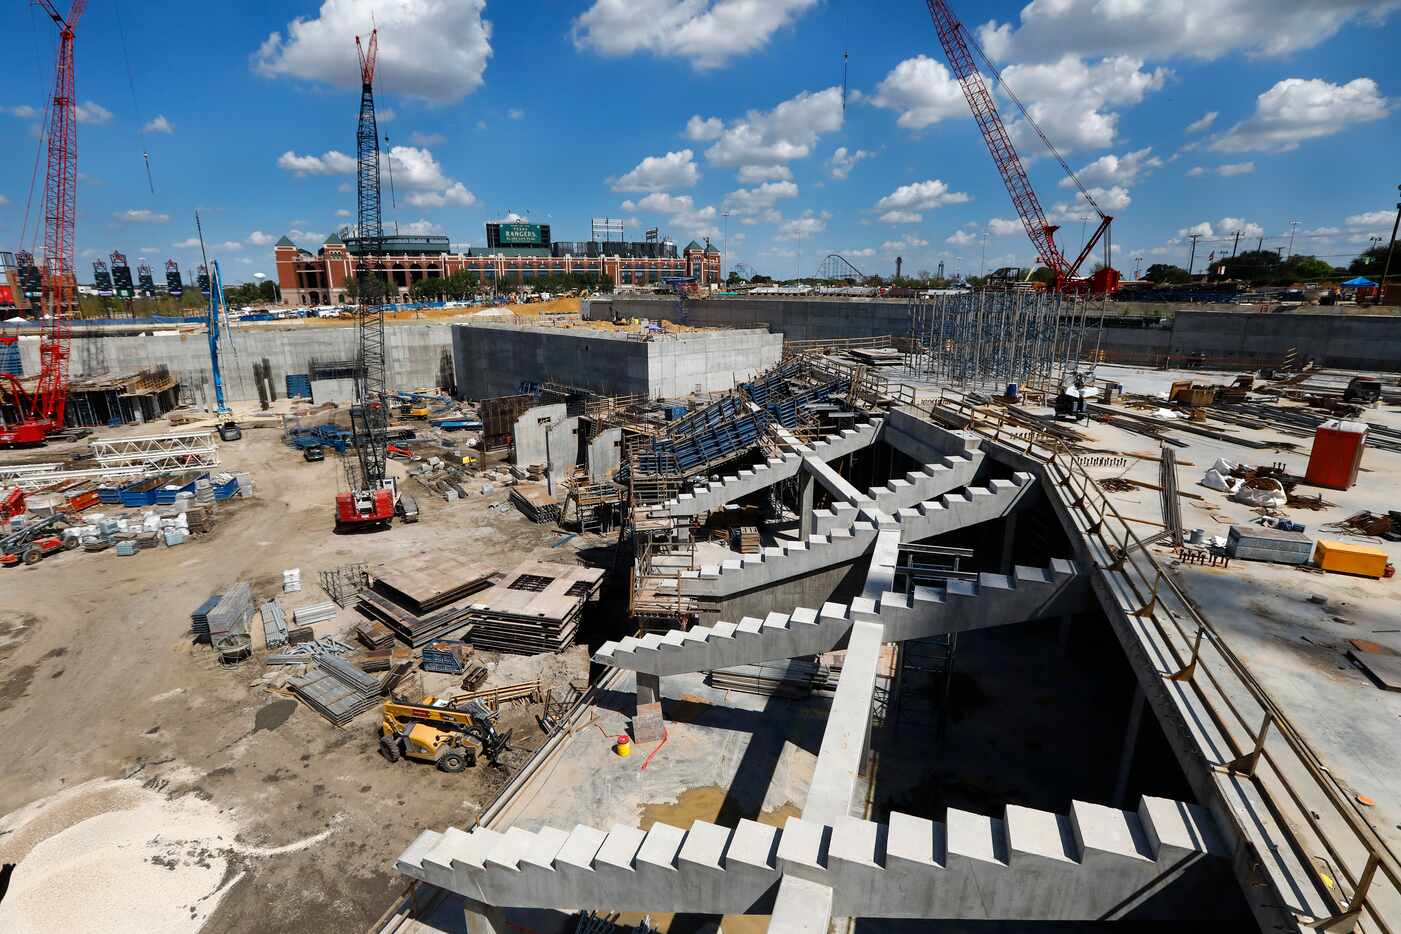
[451,323,782,400]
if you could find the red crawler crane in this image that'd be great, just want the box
[924,0,1119,294]
[1,1,86,446]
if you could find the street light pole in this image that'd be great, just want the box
[1286,220,1299,259]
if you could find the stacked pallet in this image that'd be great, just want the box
[734,526,761,554]
[356,556,498,647]
[509,484,561,524]
[288,655,383,726]
[463,561,604,655]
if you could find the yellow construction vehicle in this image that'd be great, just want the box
[378,696,512,772]
[408,404,430,419]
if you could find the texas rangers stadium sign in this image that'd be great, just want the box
[499,223,542,245]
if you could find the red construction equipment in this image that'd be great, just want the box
[1,1,86,446]
[923,1,1119,294]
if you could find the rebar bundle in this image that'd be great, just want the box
[904,289,1104,391]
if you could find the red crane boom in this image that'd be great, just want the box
[1,0,86,446]
[923,0,1117,293]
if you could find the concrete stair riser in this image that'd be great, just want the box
[396,796,1226,919]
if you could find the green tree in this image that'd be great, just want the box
[1144,263,1191,284]
[1281,254,1337,282]
[1027,266,1057,287]
[1216,249,1282,285]
[258,280,280,303]
[726,270,742,284]
[1349,245,1390,276]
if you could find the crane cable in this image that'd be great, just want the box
[960,25,1104,217]
[112,0,156,195]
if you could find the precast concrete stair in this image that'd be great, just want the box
[654,420,882,519]
[682,473,1037,601]
[595,558,1080,676]
[395,795,1227,920]
[816,470,1035,538]
[863,451,984,515]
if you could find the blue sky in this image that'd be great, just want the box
[2,0,1398,284]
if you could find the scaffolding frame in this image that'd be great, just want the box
[904,289,1104,391]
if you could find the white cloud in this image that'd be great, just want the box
[377,108,396,123]
[1210,77,1389,152]
[254,0,493,103]
[219,241,244,252]
[1061,147,1161,189]
[776,210,829,241]
[1000,55,1169,154]
[142,115,173,134]
[696,86,843,167]
[828,146,873,179]
[288,229,323,242]
[881,234,928,253]
[1178,217,1264,239]
[987,218,1022,236]
[115,209,169,224]
[0,195,8,206]
[612,149,699,192]
[1186,166,1206,177]
[946,229,978,246]
[976,0,1399,63]
[336,209,352,218]
[1217,161,1256,176]
[75,101,113,124]
[4,105,39,119]
[839,248,874,258]
[1051,185,1132,221]
[278,149,355,175]
[1303,226,1342,236]
[171,237,202,249]
[868,55,966,130]
[409,131,445,146]
[722,181,798,216]
[685,115,724,141]
[1185,111,1217,134]
[507,108,524,120]
[621,192,720,239]
[405,181,477,208]
[397,218,446,236]
[247,231,276,246]
[874,179,971,223]
[572,0,818,70]
[737,164,792,184]
[1347,211,1394,227]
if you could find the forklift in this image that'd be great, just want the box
[378,695,512,772]
[1,515,76,567]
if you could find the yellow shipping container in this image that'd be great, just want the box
[1314,539,1389,579]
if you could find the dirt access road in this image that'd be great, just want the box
[0,412,601,933]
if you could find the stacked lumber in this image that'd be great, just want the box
[356,556,498,647]
[288,655,383,725]
[706,659,831,698]
[734,526,761,554]
[354,620,395,650]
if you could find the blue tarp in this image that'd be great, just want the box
[1343,276,1377,287]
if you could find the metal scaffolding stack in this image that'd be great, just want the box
[904,290,1105,391]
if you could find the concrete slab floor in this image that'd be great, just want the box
[1053,366,1401,896]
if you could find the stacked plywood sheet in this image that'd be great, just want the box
[510,484,561,524]
[356,555,498,647]
[464,561,604,655]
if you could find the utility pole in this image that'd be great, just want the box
[1286,220,1300,259]
[1186,234,1200,276]
[980,228,988,277]
[722,211,729,281]
[1133,256,1142,279]
[1382,184,1401,305]
[1231,230,1241,258]
[1256,236,1263,252]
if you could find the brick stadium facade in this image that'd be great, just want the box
[274,228,722,306]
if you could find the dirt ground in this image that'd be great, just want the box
[0,406,611,933]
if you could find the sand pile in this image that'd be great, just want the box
[0,774,334,934]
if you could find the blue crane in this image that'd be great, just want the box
[195,212,239,438]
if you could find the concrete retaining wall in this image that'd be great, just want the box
[592,297,1401,371]
[18,322,456,406]
[451,323,782,400]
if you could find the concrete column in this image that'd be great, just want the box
[1113,684,1147,807]
[1000,511,1018,573]
[463,897,507,934]
[634,671,665,743]
[799,470,815,539]
[769,874,834,934]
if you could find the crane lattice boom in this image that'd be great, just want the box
[923,0,1116,292]
[1,0,85,446]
